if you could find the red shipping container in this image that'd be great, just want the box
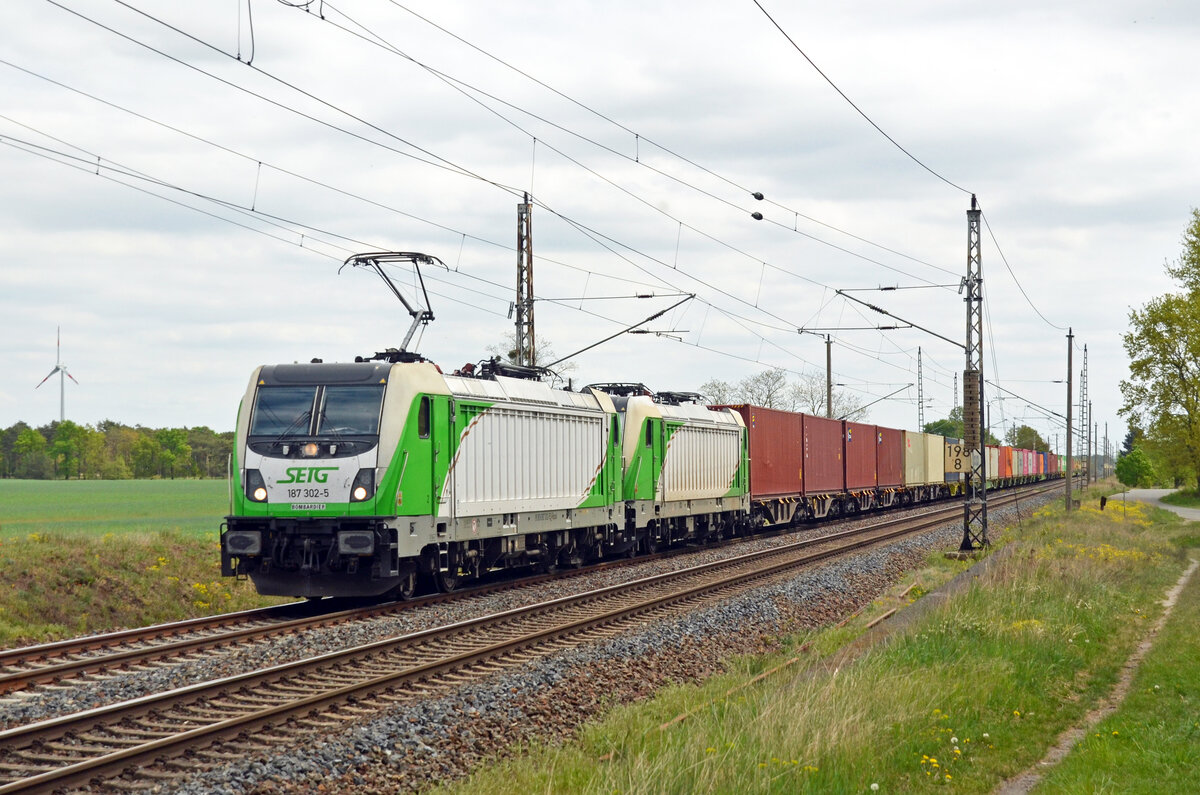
[716,404,804,499]
[803,414,845,494]
[1000,446,1014,479]
[844,421,877,490]
[876,427,903,487]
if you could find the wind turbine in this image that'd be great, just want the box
[35,326,79,423]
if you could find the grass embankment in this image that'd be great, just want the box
[0,480,285,647]
[1160,488,1200,508]
[1040,543,1200,792]
[441,488,1200,794]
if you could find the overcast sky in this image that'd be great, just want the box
[2,0,1196,456]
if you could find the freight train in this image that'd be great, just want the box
[219,350,1063,600]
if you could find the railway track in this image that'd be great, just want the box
[1,536,749,697]
[0,482,1059,794]
[0,479,1060,699]
[0,531,768,701]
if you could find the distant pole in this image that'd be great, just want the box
[1104,422,1109,479]
[961,196,988,550]
[515,193,535,367]
[918,346,925,429]
[825,335,833,419]
[1066,329,1074,510]
[1091,412,1096,484]
[1080,345,1089,482]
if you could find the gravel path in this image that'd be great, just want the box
[118,494,1055,795]
[1121,488,1200,521]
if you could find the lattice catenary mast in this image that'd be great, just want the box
[917,346,925,429]
[960,196,988,550]
[514,193,535,367]
[1079,344,1089,481]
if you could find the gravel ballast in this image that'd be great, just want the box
[0,501,989,730]
[124,495,1058,795]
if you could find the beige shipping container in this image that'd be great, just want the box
[902,431,938,486]
[924,434,944,485]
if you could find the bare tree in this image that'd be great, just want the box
[695,368,868,418]
[739,368,791,408]
[486,332,576,373]
[787,372,867,420]
[699,377,740,404]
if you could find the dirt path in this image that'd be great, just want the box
[991,554,1200,795]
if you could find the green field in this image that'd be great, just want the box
[0,479,282,646]
[0,479,228,539]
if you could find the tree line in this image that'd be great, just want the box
[1119,208,1200,492]
[0,420,233,480]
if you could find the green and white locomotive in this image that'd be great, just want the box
[220,253,750,599]
[220,358,750,599]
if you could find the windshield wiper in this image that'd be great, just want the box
[271,409,313,446]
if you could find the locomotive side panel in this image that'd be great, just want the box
[659,414,743,501]
[440,402,610,518]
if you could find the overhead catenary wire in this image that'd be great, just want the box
[367,0,957,279]
[981,211,1069,331]
[312,2,957,289]
[17,1,1070,415]
[37,0,938,354]
[750,0,972,197]
[49,0,993,401]
[1,124,841,388]
[749,1,1070,357]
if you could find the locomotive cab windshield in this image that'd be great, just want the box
[248,384,384,457]
[246,362,390,458]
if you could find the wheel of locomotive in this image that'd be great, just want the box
[394,570,418,600]
[435,569,461,593]
[558,544,584,569]
[533,544,554,574]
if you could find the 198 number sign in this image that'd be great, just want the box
[945,442,969,473]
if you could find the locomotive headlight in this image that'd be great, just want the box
[350,468,375,502]
[245,469,268,503]
[302,442,320,458]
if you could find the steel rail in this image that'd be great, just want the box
[0,539,722,696]
[0,482,1059,794]
[0,478,1067,697]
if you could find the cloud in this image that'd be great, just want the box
[2,0,1196,447]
